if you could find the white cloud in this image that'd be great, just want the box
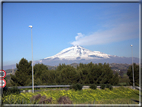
[75,33,84,40]
[71,21,138,46]
[71,9,139,46]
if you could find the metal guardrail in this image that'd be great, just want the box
[135,86,141,90]
[8,85,71,89]
[8,85,140,90]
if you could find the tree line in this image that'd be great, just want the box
[9,58,139,86]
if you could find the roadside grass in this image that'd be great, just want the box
[95,98,139,104]
[3,87,139,104]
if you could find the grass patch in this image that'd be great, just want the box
[95,98,139,104]
[3,87,139,104]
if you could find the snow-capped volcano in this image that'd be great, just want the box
[44,45,111,60]
[39,45,139,66]
[3,45,139,70]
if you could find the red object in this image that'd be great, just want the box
[0,79,6,88]
[0,70,6,78]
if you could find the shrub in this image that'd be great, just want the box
[69,84,74,89]
[106,84,110,88]
[70,84,76,90]
[90,84,97,90]
[100,84,105,89]
[3,86,8,96]
[9,87,20,94]
[109,85,113,90]
[105,84,113,90]
[71,83,83,91]
[3,86,20,96]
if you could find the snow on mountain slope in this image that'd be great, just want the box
[44,45,111,60]
[3,45,139,70]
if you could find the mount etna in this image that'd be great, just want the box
[3,45,139,70]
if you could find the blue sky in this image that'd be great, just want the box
[3,3,139,66]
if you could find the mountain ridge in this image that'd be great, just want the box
[44,45,111,60]
[3,45,139,70]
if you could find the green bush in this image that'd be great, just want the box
[105,84,113,90]
[100,84,105,89]
[69,84,74,89]
[71,83,83,91]
[76,83,83,90]
[3,86,8,95]
[3,86,20,96]
[106,84,110,88]
[109,85,113,90]
[90,84,97,90]
[70,84,77,90]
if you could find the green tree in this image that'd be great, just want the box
[41,69,57,85]
[127,63,139,86]
[99,63,119,85]
[40,70,49,85]
[47,70,57,84]
[102,63,115,84]
[79,67,90,84]
[34,63,48,85]
[89,63,102,84]
[77,63,87,70]
[56,63,66,71]
[34,63,48,76]
[77,63,90,84]
[58,65,79,85]
[111,73,119,85]
[10,58,32,86]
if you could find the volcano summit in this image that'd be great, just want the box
[37,45,139,66]
[44,45,111,60]
[3,45,139,70]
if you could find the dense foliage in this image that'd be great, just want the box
[100,84,106,89]
[3,86,20,97]
[33,63,48,85]
[90,84,97,90]
[109,85,113,90]
[10,58,32,86]
[70,83,83,91]
[127,63,139,86]
[10,58,119,86]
